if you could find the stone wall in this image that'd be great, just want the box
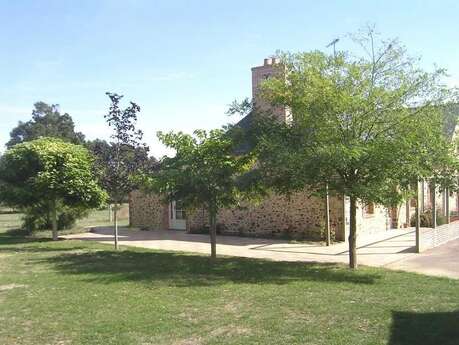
[129,189,401,242]
[342,200,401,240]
[129,189,349,241]
[129,190,167,230]
[188,191,344,240]
[356,203,390,235]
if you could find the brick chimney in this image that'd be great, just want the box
[251,58,290,123]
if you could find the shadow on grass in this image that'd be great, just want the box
[0,228,51,245]
[0,229,87,253]
[38,249,382,287]
[390,310,459,345]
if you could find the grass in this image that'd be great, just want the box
[0,205,129,238]
[0,213,458,344]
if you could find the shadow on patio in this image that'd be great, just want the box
[71,226,298,246]
[64,226,419,267]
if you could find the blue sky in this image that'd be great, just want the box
[1,0,458,157]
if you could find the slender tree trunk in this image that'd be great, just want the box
[348,196,357,269]
[50,198,58,241]
[415,180,421,253]
[325,183,331,246]
[114,203,119,250]
[209,208,217,260]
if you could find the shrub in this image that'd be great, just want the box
[436,214,447,226]
[0,137,107,240]
[22,203,89,233]
[410,209,447,227]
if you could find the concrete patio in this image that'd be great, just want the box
[64,227,422,267]
[387,238,459,279]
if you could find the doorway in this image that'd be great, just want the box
[169,201,186,230]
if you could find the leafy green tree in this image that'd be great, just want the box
[247,30,458,268]
[101,92,150,249]
[7,102,85,148]
[86,139,157,186]
[0,137,107,240]
[146,129,254,260]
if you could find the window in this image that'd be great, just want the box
[175,201,186,220]
[170,201,186,220]
[364,202,375,216]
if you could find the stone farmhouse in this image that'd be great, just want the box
[129,58,459,242]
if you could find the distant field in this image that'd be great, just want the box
[0,205,129,238]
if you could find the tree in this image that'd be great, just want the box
[7,102,85,148]
[0,137,106,240]
[247,29,458,268]
[145,129,254,260]
[101,92,149,250]
[86,139,157,185]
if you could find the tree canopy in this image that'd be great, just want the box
[247,29,459,268]
[7,102,85,148]
[0,137,106,239]
[86,138,156,203]
[145,129,254,259]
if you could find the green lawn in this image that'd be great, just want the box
[0,206,129,238]
[0,213,458,344]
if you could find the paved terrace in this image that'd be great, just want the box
[64,227,425,267]
[64,226,459,278]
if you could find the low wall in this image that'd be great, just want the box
[421,221,459,250]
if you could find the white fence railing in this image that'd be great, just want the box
[421,220,459,250]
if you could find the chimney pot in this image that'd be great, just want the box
[264,58,272,66]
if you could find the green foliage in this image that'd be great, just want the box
[239,28,459,268]
[149,129,254,212]
[255,47,458,204]
[143,128,255,258]
[86,138,156,203]
[410,209,447,227]
[410,210,433,228]
[437,213,447,226]
[7,102,85,148]
[441,103,459,138]
[0,137,107,232]
[22,204,89,232]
